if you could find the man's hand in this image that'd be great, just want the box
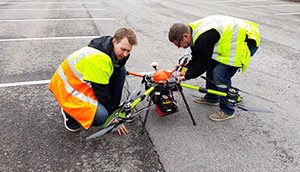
[112,119,128,136]
[117,124,128,135]
[176,73,185,82]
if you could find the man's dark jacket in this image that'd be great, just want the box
[184,29,220,80]
[88,36,129,114]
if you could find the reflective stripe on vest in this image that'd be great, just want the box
[67,47,100,88]
[49,46,112,130]
[189,16,259,72]
[57,65,98,106]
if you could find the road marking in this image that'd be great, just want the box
[0,1,97,4]
[276,12,300,16]
[212,0,272,3]
[0,36,99,42]
[213,0,273,3]
[240,4,300,8]
[0,71,152,88]
[269,4,300,7]
[0,80,51,88]
[0,8,105,11]
[0,18,116,22]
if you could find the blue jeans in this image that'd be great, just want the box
[92,66,126,126]
[204,60,239,115]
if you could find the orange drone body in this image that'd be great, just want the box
[152,69,171,83]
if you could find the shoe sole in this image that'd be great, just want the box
[193,99,218,106]
[61,108,80,132]
[209,114,234,121]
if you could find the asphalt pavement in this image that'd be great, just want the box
[1,0,300,172]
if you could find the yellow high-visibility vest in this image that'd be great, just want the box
[49,46,114,130]
[189,15,260,72]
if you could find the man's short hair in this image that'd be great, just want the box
[168,23,189,42]
[114,28,138,46]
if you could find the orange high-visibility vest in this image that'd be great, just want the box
[49,46,114,130]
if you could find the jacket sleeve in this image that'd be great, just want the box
[91,82,114,114]
[185,29,220,80]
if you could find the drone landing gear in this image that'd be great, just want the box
[141,95,152,135]
[141,86,197,135]
[178,86,197,126]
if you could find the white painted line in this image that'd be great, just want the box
[0,71,153,88]
[276,12,300,16]
[0,36,99,42]
[0,1,97,4]
[0,18,116,22]
[0,80,51,88]
[0,8,105,11]
[269,4,300,7]
[239,5,266,8]
[240,4,300,8]
[0,71,156,88]
[213,0,272,3]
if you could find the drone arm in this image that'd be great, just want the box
[107,86,155,126]
[131,86,155,107]
[171,58,188,74]
[207,89,227,97]
[127,71,144,78]
[118,86,155,119]
[180,83,227,97]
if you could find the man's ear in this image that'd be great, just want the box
[184,33,191,42]
[112,38,116,46]
[183,33,190,39]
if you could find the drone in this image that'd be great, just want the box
[86,59,274,140]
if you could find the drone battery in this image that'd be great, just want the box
[152,87,178,117]
[156,103,178,117]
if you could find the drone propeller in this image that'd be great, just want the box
[86,83,144,140]
[236,104,273,113]
[86,121,123,140]
[200,76,275,103]
[191,94,273,113]
[127,83,143,102]
[86,85,156,140]
[86,104,156,140]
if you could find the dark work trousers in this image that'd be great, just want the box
[204,60,239,115]
[203,43,258,115]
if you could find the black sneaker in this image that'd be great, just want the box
[61,108,80,132]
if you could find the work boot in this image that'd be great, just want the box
[194,97,218,106]
[209,111,234,121]
[61,108,80,132]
